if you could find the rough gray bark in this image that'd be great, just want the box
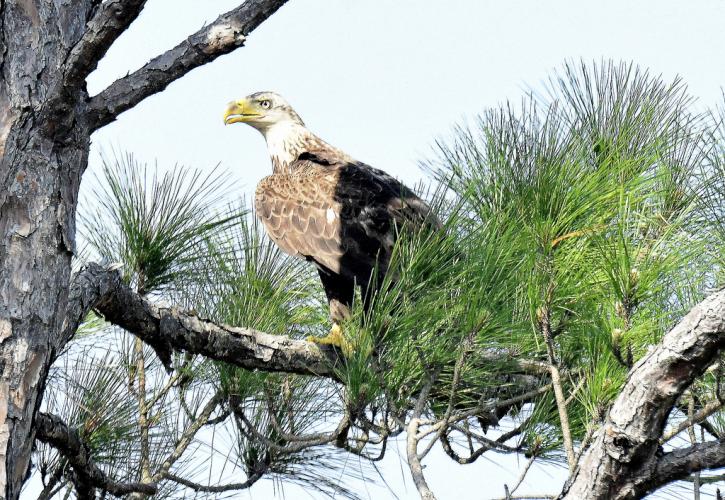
[0,2,288,498]
[558,289,725,500]
[0,2,94,497]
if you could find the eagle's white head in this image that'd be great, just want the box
[224,91,304,133]
[224,92,329,172]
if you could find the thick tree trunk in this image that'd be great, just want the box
[0,1,289,496]
[0,2,92,498]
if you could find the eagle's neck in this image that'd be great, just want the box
[261,121,341,173]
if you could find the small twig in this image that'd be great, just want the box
[506,454,538,497]
[564,374,586,407]
[661,398,725,442]
[449,423,521,453]
[152,390,224,482]
[134,337,152,486]
[439,430,489,464]
[418,334,474,460]
[234,404,350,454]
[687,396,701,500]
[406,377,437,500]
[37,466,64,500]
[682,472,725,484]
[538,302,576,470]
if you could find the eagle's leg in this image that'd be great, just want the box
[308,268,354,354]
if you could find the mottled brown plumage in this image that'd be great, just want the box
[225,92,434,339]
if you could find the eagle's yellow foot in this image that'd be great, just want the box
[307,324,353,355]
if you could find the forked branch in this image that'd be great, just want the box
[559,289,725,500]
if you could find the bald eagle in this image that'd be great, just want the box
[224,92,434,349]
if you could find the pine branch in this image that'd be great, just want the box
[35,412,157,497]
[87,0,288,130]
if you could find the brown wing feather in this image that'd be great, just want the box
[255,165,345,274]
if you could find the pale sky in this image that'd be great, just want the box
[34,1,725,498]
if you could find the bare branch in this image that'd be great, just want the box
[539,304,576,470]
[135,338,152,483]
[685,472,725,485]
[687,396,702,500]
[152,391,224,482]
[63,0,147,89]
[439,431,489,465]
[406,378,437,500]
[506,454,538,498]
[87,0,288,130]
[164,471,264,493]
[233,400,350,454]
[35,412,157,497]
[559,289,725,500]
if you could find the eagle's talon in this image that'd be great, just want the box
[308,324,353,355]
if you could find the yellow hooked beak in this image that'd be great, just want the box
[223,99,259,125]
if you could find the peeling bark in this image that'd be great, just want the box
[83,263,342,378]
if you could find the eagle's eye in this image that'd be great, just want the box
[260,100,272,109]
